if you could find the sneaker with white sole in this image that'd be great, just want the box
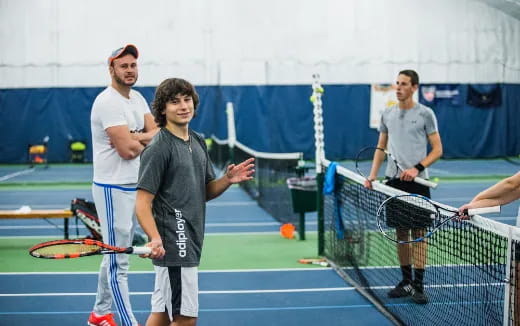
[410,280,428,304]
[387,280,413,298]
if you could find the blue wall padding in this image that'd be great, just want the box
[0,84,519,163]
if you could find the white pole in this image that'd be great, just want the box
[226,102,236,149]
[312,74,325,173]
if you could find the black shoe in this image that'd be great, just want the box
[410,280,428,304]
[387,280,413,298]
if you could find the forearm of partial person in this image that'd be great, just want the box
[472,175,520,207]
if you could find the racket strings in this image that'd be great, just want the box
[32,243,100,256]
[355,147,388,181]
[379,196,439,242]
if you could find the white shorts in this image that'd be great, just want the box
[151,265,199,319]
[151,265,166,313]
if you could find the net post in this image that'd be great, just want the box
[316,171,324,255]
[311,73,325,255]
[298,212,306,240]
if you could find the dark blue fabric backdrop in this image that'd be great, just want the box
[1,84,519,163]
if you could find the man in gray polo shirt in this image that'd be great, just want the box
[135,78,255,326]
[364,70,443,304]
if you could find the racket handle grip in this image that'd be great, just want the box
[413,177,438,189]
[131,246,152,255]
[467,206,501,216]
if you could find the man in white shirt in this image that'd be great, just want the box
[89,44,158,326]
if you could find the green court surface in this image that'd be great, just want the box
[0,233,321,273]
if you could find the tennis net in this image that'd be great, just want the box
[208,136,230,171]
[320,159,520,326]
[209,135,303,224]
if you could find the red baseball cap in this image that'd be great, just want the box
[107,44,139,65]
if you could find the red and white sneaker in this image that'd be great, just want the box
[88,312,117,326]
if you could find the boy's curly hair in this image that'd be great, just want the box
[152,78,200,127]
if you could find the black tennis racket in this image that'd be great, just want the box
[29,238,151,259]
[355,146,437,188]
[376,194,501,244]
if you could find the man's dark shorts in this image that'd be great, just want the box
[385,178,432,229]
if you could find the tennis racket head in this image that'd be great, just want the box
[355,147,394,181]
[376,194,440,244]
[29,238,128,259]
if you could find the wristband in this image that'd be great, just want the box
[414,163,425,172]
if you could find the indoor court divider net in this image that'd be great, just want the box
[209,135,303,225]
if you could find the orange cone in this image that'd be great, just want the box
[280,223,295,239]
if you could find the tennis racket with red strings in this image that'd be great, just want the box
[29,238,151,259]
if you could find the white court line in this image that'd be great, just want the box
[0,267,330,275]
[0,168,35,182]
[0,202,253,209]
[0,287,353,297]
[0,225,87,230]
[0,204,70,210]
[0,282,503,297]
[206,221,317,227]
[205,231,295,236]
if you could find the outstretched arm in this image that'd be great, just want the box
[459,172,520,215]
[206,158,255,201]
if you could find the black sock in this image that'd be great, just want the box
[401,265,412,282]
[414,268,425,283]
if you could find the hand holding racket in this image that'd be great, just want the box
[356,146,437,189]
[29,238,151,259]
[376,194,500,244]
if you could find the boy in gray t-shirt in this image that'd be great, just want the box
[364,70,443,305]
[135,78,255,325]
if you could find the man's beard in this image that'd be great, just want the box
[114,73,137,87]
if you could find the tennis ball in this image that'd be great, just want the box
[316,86,324,94]
[70,142,86,151]
[433,177,440,183]
[310,95,316,103]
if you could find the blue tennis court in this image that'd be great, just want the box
[1,160,518,325]
[0,270,396,326]
[0,164,391,325]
